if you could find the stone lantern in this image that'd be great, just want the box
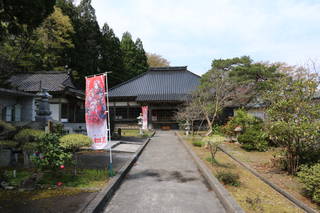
[185,121,191,136]
[35,88,52,123]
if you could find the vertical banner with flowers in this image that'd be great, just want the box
[85,75,108,149]
[142,106,148,129]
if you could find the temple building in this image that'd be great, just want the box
[108,66,200,129]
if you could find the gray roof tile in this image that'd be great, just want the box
[109,66,200,102]
[8,71,76,92]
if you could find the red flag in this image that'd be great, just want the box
[85,75,108,149]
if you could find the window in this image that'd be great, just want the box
[115,107,128,120]
[128,107,141,119]
[152,109,176,121]
[2,106,13,122]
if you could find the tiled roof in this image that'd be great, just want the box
[109,66,200,102]
[8,71,76,92]
[0,88,36,97]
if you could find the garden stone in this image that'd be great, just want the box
[0,181,14,190]
[20,173,43,190]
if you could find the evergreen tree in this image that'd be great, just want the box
[120,32,137,79]
[0,0,56,41]
[0,6,74,71]
[134,38,149,74]
[120,32,148,79]
[56,0,101,88]
[99,23,125,88]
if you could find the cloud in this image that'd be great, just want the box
[92,0,320,75]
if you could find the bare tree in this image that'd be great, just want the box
[146,52,170,67]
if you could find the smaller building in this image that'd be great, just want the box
[108,66,200,129]
[0,88,36,122]
[8,71,85,123]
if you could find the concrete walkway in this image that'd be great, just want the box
[104,131,226,213]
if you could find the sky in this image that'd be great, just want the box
[90,0,320,75]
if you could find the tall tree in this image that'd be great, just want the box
[0,6,74,71]
[56,0,101,88]
[120,32,138,79]
[34,6,74,70]
[120,32,149,79]
[264,67,320,174]
[99,23,125,87]
[147,53,170,67]
[134,38,148,73]
[0,0,56,41]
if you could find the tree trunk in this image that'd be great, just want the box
[205,115,213,136]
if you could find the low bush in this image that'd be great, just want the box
[0,121,16,139]
[0,120,16,133]
[238,128,269,152]
[50,122,65,136]
[0,140,19,149]
[14,129,46,143]
[216,171,240,187]
[297,164,320,204]
[59,134,92,175]
[192,141,203,147]
[222,109,263,137]
[59,134,92,151]
[31,134,72,172]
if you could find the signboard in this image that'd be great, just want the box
[142,106,148,129]
[85,75,108,149]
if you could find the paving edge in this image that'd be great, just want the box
[78,133,154,213]
[218,146,318,213]
[175,132,245,213]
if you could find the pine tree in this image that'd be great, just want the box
[134,38,148,74]
[99,23,125,87]
[120,32,148,79]
[120,32,137,79]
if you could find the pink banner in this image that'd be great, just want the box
[142,106,148,129]
[85,75,108,149]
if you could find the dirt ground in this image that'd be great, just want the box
[220,142,320,211]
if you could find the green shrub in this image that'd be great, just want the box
[192,141,203,147]
[14,129,46,143]
[50,122,65,136]
[59,134,92,151]
[59,134,92,175]
[0,120,16,133]
[238,128,269,152]
[21,142,37,151]
[0,140,18,149]
[0,121,16,139]
[216,171,240,186]
[297,164,320,204]
[222,109,263,136]
[31,134,72,172]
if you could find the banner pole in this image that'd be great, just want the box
[105,73,114,176]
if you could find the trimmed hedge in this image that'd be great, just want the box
[0,140,19,149]
[14,129,46,143]
[238,128,268,152]
[59,134,92,151]
[0,120,16,133]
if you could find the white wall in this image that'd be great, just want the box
[50,104,60,121]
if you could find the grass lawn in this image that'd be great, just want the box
[180,133,307,213]
[121,129,154,138]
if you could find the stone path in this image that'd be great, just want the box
[104,131,226,213]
